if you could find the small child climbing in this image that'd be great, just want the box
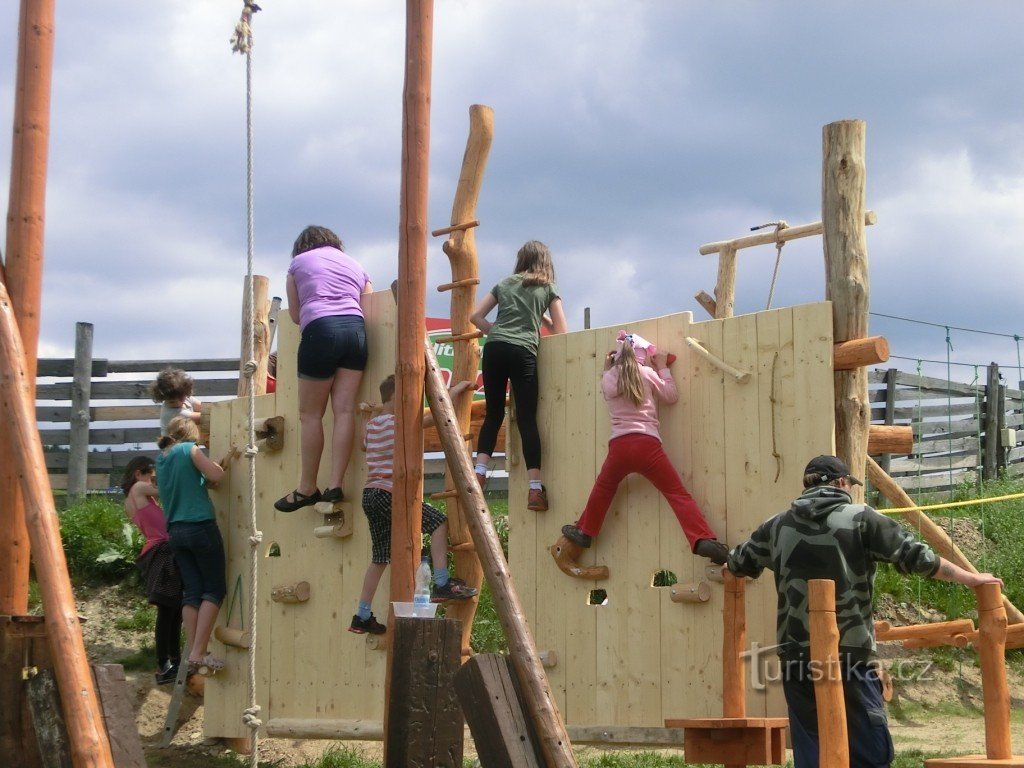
[469,239,568,511]
[121,456,183,685]
[150,367,202,437]
[349,374,478,635]
[559,332,729,564]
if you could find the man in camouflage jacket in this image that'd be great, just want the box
[727,454,1002,768]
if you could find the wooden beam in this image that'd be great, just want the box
[832,336,889,371]
[423,340,578,767]
[866,424,913,456]
[722,571,746,721]
[808,580,849,768]
[67,322,94,502]
[866,456,1024,624]
[824,119,871,504]
[693,290,717,319]
[875,619,975,642]
[699,210,877,255]
[0,283,115,767]
[237,275,270,397]
[713,244,737,319]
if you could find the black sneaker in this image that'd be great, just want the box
[695,538,729,565]
[348,613,386,635]
[561,523,592,548]
[155,661,179,685]
[431,578,479,602]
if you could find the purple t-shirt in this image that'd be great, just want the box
[287,246,371,330]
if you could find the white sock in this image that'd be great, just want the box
[529,480,543,491]
[475,463,488,476]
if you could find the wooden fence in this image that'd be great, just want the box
[870,365,1024,497]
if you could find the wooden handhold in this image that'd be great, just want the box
[694,290,717,319]
[538,650,557,669]
[670,581,712,604]
[271,581,311,604]
[254,415,285,452]
[431,219,480,237]
[833,336,889,371]
[367,633,387,652]
[685,337,751,383]
[704,564,725,584]
[313,523,350,539]
[430,489,459,500]
[450,541,476,552]
[549,537,609,581]
[435,330,483,344]
[316,508,353,538]
[867,424,913,456]
[436,277,480,293]
[214,625,252,649]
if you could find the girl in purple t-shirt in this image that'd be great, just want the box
[276,225,374,512]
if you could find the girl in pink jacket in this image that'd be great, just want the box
[560,334,728,563]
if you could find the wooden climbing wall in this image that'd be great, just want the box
[203,297,835,739]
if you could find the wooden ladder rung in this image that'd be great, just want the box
[436,277,480,292]
[430,489,459,500]
[450,542,476,552]
[435,330,483,344]
[431,219,480,237]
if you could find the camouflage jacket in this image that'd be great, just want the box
[727,485,940,661]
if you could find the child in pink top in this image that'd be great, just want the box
[121,456,183,684]
[560,335,728,563]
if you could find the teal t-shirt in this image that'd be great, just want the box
[155,442,215,525]
[485,274,559,355]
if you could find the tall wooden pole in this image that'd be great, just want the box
[808,579,849,768]
[974,583,1012,759]
[1,0,55,617]
[384,2,433,763]
[439,104,493,660]
[67,322,94,502]
[823,119,869,504]
[0,285,115,767]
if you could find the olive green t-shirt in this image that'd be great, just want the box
[485,274,559,355]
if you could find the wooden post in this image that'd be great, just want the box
[237,275,270,397]
[866,456,1024,624]
[975,583,1012,759]
[808,580,849,768]
[67,322,94,502]
[714,244,737,319]
[823,119,870,504]
[423,340,577,767]
[722,571,746,721]
[583,306,591,329]
[0,284,115,767]
[437,104,493,660]
[983,363,1000,481]
[879,368,897,475]
[385,618,463,767]
[866,425,913,456]
[2,0,56,621]
[384,2,433,763]
[997,380,1008,475]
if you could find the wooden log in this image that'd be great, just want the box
[833,336,889,371]
[714,244,737,319]
[866,457,1024,624]
[867,424,913,456]
[875,619,975,642]
[454,653,543,767]
[699,211,877,255]
[386,617,464,766]
[67,323,94,502]
[237,274,270,397]
[722,572,746,720]
[436,277,479,292]
[669,581,711,604]
[26,669,73,768]
[0,284,115,767]
[436,105,495,665]
[270,581,310,604]
[213,626,252,649]
[974,583,1011,759]
[808,579,849,768]
[879,368,898,474]
[431,219,479,237]
[91,664,146,768]
[685,337,750,383]
[902,634,970,650]
[423,340,577,767]
[266,719,385,740]
[694,290,717,319]
[824,119,871,504]
[549,537,610,581]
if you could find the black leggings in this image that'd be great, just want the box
[476,340,541,470]
[155,604,182,666]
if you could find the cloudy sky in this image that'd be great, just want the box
[2,2,1023,384]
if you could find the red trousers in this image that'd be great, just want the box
[576,433,716,550]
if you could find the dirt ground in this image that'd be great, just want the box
[79,584,1024,767]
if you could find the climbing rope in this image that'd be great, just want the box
[751,220,788,310]
[231,2,263,765]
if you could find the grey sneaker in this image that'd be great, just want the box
[561,524,592,548]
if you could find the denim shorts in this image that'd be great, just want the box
[168,519,227,608]
[297,315,368,380]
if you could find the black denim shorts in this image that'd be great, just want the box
[297,315,368,380]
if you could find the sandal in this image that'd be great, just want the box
[274,488,321,513]
[189,653,225,672]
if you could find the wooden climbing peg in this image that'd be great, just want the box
[670,581,712,604]
[435,330,484,344]
[685,337,751,383]
[549,536,609,581]
[271,581,311,603]
[437,277,480,293]
[431,219,479,237]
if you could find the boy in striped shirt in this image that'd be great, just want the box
[349,374,478,634]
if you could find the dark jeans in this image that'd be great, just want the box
[783,659,894,768]
[155,604,182,667]
[297,314,368,379]
[476,340,541,470]
[168,520,227,608]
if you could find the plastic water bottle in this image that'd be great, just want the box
[413,553,432,607]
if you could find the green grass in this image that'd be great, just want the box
[115,602,156,632]
[117,642,157,671]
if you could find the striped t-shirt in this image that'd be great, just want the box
[364,413,395,491]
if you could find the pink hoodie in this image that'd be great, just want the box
[602,365,677,441]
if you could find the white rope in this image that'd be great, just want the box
[751,220,788,310]
[231,3,262,765]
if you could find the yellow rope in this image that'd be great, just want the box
[878,491,1024,516]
